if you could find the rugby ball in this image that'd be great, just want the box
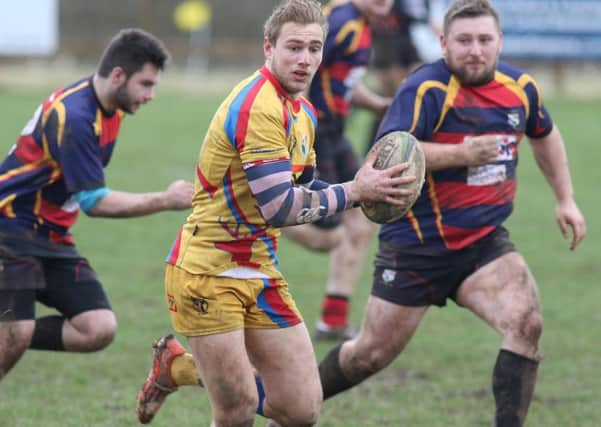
[360,131,426,224]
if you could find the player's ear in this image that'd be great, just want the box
[264,37,273,62]
[109,66,128,85]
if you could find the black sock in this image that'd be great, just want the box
[319,343,361,399]
[493,349,539,427]
[30,315,65,351]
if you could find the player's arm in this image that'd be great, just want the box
[82,180,193,218]
[243,155,412,227]
[528,125,586,250]
[420,135,499,170]
[52,109,193,219]
[351,82,391,116]
[377,78,498,171]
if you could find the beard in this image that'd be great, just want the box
[446,57,497,86]
[113,82,136,114]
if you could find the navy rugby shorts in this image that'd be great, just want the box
[371,226,516,307]
[0,243,111,321]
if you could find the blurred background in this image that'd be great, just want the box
[1,0,600,97]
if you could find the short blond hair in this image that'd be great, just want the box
[264,0,328,45]
[443,0,500,35]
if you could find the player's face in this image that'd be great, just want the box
[441,16,502,86]
[264,22,324,99]
[359,0,394,19]
[114,63,161,114]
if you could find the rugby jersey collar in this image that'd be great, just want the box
[260,66,301,114]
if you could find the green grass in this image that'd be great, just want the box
[0,84,599,427]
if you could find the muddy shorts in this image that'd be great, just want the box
[371,226,516,307]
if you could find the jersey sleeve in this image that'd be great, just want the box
[236,105,290,164]
[46,109,106,193]
[376,76,441,142]
[521,76,554,139]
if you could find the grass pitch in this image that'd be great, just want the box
[0,83,599,426]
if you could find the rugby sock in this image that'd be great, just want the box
[319,343,359,399]
[492,349,539,427]
[171,353,201,386]
[321,295,349,327]
[30,315,65,351]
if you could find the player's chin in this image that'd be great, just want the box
[284,80,308,98]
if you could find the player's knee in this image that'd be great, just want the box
[78,312,117,351]
[1,321,33,355]
[507,308,543,347]
[350,342,396,379]
[520,310,543,345]
[213,390,258,426]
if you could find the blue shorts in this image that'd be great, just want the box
[371,227,516,307]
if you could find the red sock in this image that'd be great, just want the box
[321,295,349,327]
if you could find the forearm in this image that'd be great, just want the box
[529,126,574,202]
[421,141,465,170]
[256,181,353,227]
[86,190,172,218]
[351,83,390,114]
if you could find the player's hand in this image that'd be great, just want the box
[165,179,194,210]
[351,149,416,206]
[461,135,499,166]
[555,198,586,250]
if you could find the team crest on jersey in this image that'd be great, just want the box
[289,134,298,153]
[301,134,308,156]
[382,269,396,283]
[507,111,520,129]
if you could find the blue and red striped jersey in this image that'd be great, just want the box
[309,1,372,119]
[0,77,122,244]
[377,59,553,254]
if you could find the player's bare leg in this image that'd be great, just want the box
[0,319,34,381]
[187,329,257,427]
[319,296,427,398]
[246,323,321,426]
[61,309,117,351]
[316,209,375,340]
[456,252,542,427]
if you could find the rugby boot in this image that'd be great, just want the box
[314,320,357,342]
[136,334,186,424]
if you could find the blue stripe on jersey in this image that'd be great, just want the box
[244,159,290,181]
[442,203,513,230]
[300,102,317,129]
[307,178,329,190]
[332,184,346,211]
[269,190,295,227]
[318,188,329,213]
[224,74,263,149]
[285,109,293,137]
[255,182,290,206]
